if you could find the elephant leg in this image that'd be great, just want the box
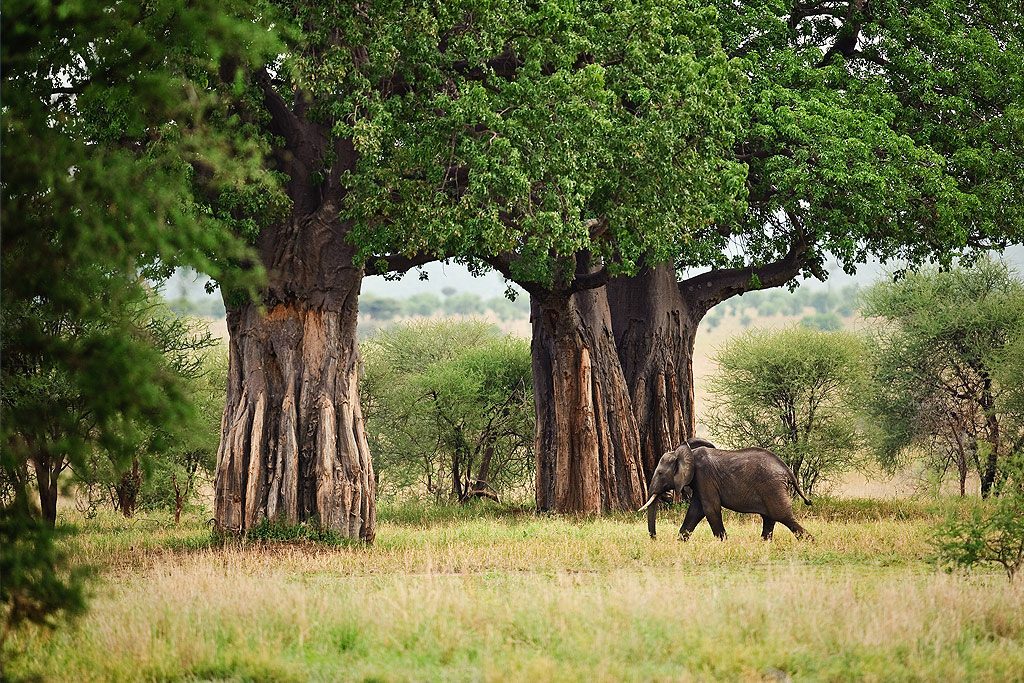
[761,516,776,541]
[702,496,727,540]
[678,499,705,541]
[780,517,812,541]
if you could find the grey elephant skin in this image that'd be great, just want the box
[640,442,812,541]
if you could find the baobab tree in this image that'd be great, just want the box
[350,2,746,513]
[608,0,1024,480]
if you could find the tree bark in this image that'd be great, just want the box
[114,457,141,518]
[213,213,376,541]
[532,287,647,513]
[31,453,60,527]
[608,238,810,482]
[980,376,1001,498]
[607,264,700,479]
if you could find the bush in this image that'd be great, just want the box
[706,326,868,494]
[935,491,1024,581]
[361,320,534,502]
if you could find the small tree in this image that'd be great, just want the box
[138,345,228,522]
[73,302,219,520]
[935,481,1024,582]
[707,326,868,494]
[361,321,534,503]
[863,259,1024,497]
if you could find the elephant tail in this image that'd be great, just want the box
[791,475,812,506]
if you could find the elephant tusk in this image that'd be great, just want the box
[637,494,658,513]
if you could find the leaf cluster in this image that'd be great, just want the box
[707,325,869,493]
[361,320,534,501]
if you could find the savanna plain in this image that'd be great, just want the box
[6,496,1023,682]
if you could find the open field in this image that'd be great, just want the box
[5,499,1023,682]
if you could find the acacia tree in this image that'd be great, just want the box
[361,321,534,503]
[347,1,745,513]
[607,0,1024,480]
[706,326,868,494]
[863,259,1024,497]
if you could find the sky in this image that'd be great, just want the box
[170,245,1024,303]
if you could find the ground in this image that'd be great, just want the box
[5,499,1023,682]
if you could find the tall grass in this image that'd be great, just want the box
[6,499,1022,681]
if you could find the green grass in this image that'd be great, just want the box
[5,499,1023,682]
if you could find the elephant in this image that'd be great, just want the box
[639,441,812,541]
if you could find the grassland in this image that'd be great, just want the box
[5,498,1023,682]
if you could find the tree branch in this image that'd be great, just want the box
[680,228,813,317]
[254,67,302,146]
[364,252,439,277]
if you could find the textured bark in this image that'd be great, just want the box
[607,264,700,479]
[532,287,647,513]
[215,298,376,540]
[608,239,810,482]
[214,197,376,541]
[980,376,1001,498]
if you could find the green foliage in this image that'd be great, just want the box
[361,321,534,502]
[707,326,868,494]
[935,490,1024,582]
[711,0,1024,274]
[1,0,277,634]
[800,312,843,331]
[138,344,228,517]
[862,259,1024,495]
[71,303,222,520]
[336,0,745,286]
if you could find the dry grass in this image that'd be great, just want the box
[5,500,1023,682]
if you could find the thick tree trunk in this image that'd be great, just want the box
[607,264,700,480]
[215,297,376,540]
[532,287,646,513]
[213,213,376,541]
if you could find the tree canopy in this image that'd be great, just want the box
[673,0,1024,281]
[1,0,277,630]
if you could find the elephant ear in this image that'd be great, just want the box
[674,443,696,487]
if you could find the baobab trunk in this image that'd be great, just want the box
[608,243,810,481]
[532,287,647,513]
[214,216,375,541]
[607,264,700,479]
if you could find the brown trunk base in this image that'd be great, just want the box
[214,301,375,541]
[532,288,646,513]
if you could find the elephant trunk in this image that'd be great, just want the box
[647,497,658,539]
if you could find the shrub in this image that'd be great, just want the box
[361,320,534,503]
[934,490,1024,581]
[706,326,868,494]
